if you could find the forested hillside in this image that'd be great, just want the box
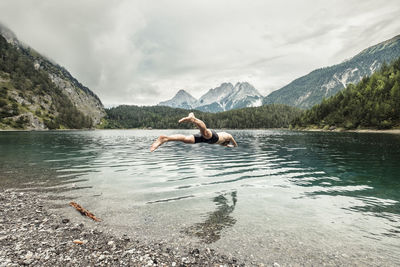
[105,104,301,129]
[0,23,105,130]
[0,35,94,129]
[292,57,400,130]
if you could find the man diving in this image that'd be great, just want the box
[150,112,238,152]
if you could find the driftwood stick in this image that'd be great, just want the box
[69,201,101,222]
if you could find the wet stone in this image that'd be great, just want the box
[0,189,244,266]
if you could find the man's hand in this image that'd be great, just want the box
[230,136,238,147]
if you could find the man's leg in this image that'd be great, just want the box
[179,113,212,139]
[150,134,195,152]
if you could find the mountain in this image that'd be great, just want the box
[158,82,263,113]
[0,23,105,130]
[264,34,400,109]
[292,57,400,130]
[224,82,264,109]
[196,82,234,111]
[158,89,198,109]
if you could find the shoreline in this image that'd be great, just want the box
[0,188,242,266]
[295,128,400,134]
[1,127,400,134]
[1,184,398,266]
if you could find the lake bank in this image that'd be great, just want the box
[1,187,394,267]
[295,127,400,134]
[0,189,242,266]
[1,126,400,134]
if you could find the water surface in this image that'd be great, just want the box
[1,130,399,264]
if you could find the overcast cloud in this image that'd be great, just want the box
[0,0,399,106]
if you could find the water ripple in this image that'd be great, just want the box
[1,129,400,251]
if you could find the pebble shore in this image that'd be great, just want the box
[0,189,243,266]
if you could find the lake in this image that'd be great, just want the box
[1,129,399,264]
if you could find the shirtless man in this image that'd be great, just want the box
[150,112,238,152]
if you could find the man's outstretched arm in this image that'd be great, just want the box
[226,136,238,147]
[230,136,238,147]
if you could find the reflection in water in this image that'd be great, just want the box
[184,191,237,243]
[1,130,400,262]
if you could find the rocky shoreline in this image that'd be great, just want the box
[0,189,243,266]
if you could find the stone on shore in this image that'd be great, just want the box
[0,189,244,266]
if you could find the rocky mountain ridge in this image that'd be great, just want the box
[159,82,263,112]
[263,34,400,109]
[158,89,198,110]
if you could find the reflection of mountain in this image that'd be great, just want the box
[183,191,237,243]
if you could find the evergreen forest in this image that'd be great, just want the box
[292,57,400,129]
[104,104,302,129]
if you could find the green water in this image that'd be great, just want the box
[0,130,399,263]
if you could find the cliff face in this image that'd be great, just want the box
[44,66,106,126]
[0,23,105,130]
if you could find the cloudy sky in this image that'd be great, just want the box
[0,0,399,106]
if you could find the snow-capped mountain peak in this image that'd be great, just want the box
[158,82,264,112]
[217,82,263,111]
[232,82,263,99]
[158,89,198,109]
[198,82,234,107]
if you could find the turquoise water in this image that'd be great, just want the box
[1,130,399,263]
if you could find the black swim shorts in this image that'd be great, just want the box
[193,130,219,144]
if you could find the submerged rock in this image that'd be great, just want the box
[0,189,243,266]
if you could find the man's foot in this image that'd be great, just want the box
[150,135,168,152]
[178,112,195,123]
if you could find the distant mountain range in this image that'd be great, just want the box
[159,82,263,112]
[263,34,400,108]
[160,34,400,112]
